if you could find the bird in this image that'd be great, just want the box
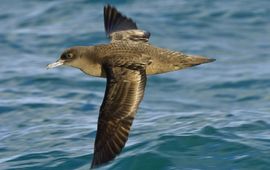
[47,4,215,169]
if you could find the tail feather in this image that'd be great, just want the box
[185,55,216,67]
[145,47,216,75]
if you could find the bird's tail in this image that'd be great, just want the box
[145,47,215,75]
[184,54,216,67]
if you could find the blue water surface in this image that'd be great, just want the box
[1,0,270,169]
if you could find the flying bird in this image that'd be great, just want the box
[47,4,215,168]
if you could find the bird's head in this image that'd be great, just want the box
[47,46,89,69]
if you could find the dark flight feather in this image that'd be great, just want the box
[91,62,146,168]
[104,4,137,36]
[104,4,150,42]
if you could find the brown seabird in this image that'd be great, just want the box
[47,4,215,168]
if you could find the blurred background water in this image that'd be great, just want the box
[0,0,270,169]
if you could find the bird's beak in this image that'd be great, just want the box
[47,59,64,69]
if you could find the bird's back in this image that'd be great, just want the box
[94,41,212,75]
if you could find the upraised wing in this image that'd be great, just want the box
[104,4,150,42]
[91,60,147,168]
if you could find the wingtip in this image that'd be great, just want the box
[104,4,114,10]
[104,4,118,15]
[90,162,96,169]
[90,158,99,169]
[103,3,138,36]
[90,155,115,169]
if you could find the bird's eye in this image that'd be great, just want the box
[61,53,74,60]
[60,53,74,60]
[66,53,73,59]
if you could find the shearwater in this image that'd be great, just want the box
[47,4,215,168]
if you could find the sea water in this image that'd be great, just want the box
[1,0,270,169]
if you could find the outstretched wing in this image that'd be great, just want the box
[104,4,150,42]
[91,62,147,168]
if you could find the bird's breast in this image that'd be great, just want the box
[79,62,104,77]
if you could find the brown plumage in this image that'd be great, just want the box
[47,4,215,169]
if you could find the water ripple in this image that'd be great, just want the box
[1,0,270,169]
